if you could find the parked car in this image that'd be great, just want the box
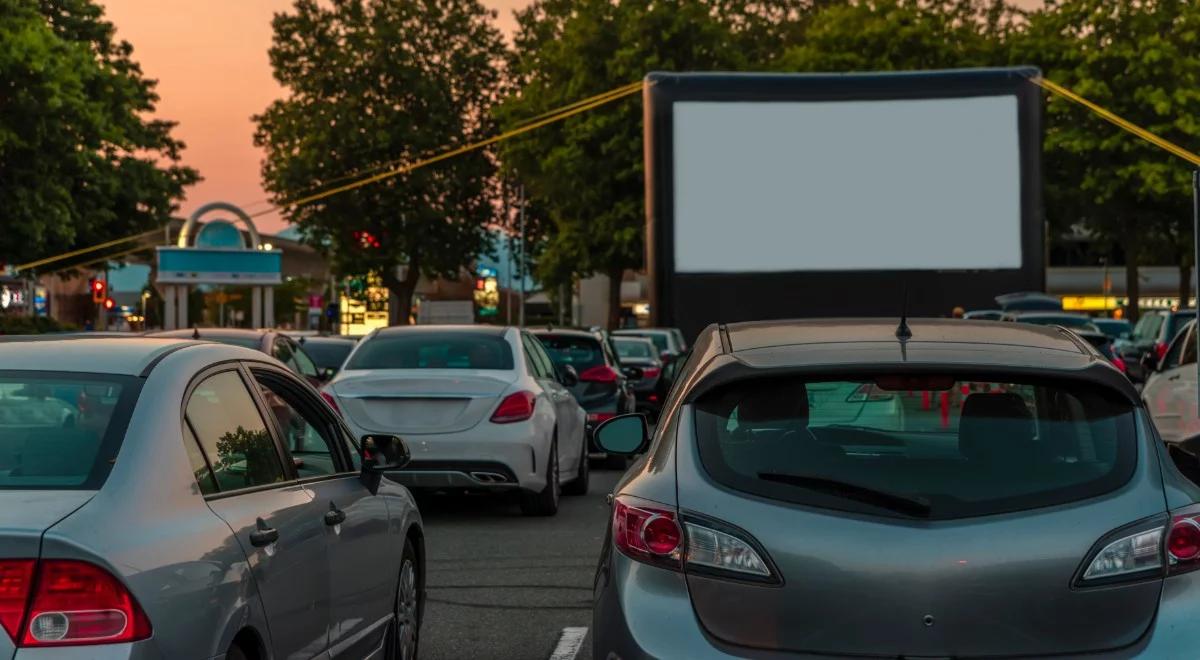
[1001,311,1102,332]
[995,291,1063,312]
[1077,330,1129,376]
[1093,317,1133,342]
[613,336,664,417]
[962,309,1003,320]
[1143,319,1199,447]
[296,334,359,380]
[324,325,589,515]
[531,327,638,469]
[1126,309,1197,377]
[613,327,686,363]
[148,328,324,387]
[590,318,1200,659]
[0,336,423,659]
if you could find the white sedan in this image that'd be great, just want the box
[1144,319,1200,448]
[323,325,589,515]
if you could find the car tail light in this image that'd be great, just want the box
[0,559,150,647]
[579,365,619,383]
[320,390,341,415]
[612,496,776,581]
[1080,526,1163,582]
[640,367,661,380]
[491,391,536,424]
[1112,356,1128,373]
[1155,341,1169,361]
[587,412,616,425]
[1168,515,1200,571]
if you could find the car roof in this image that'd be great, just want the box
[148,328,272,338]
[528,327,598,339]
[372,324,509,336]
[1007,312,1090,319]
[0,337,199,376]
[299,335,357,344]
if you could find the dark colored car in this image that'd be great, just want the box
[147,328,324,387]
[590,318,1200,659]
[1093,318,1133,342]
[1077,330,1129,376]
[1127,309,1197,375]
[297,335,358,379]
[613,336,664,417]
[531,327,636,467]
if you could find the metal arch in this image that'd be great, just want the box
[178,201,262,249]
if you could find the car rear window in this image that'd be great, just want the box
[0,372,140,489]
[535,334,606,370]
[346,332,513,370]
[694,376,1136,520]
[622,332,668,353]
[614,338,654,359]
[303,340,355,369]
[1167,311,1196,340]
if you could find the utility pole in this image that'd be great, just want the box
[506,183,514,325]
[1193,170,1199,415]
[518,185,526,327]
[98,265,109,331]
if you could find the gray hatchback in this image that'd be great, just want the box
[592,318,1200,658]
[0,337,423,660]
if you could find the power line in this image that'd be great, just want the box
[15,229,160,273]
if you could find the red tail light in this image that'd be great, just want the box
[1169,516,1200,567]
[613,498,682,567]
[579,365,619,383]
[1112,356,1128,373]
[1155,341,1169,361]
[491,391,536,423]
[587,412,616,424]
[321,391,341,415]
[640,367,661,380]
[0,559,150,647]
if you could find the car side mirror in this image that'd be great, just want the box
[359,434,411,494]
[558,364,579,387]
[621,365,644,380]
[592,413,649,456]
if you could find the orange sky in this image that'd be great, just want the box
[100,0,1039,235]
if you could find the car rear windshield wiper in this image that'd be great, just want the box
[757,472,932,518]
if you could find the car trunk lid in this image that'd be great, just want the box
[332,369,517,434]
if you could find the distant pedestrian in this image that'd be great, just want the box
[951,306,965,319]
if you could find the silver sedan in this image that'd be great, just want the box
[0,337,422,660]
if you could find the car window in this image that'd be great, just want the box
[615,338,654,359]
[522,334,555,379]
[1181,325,1197,367]
[252,371,340,478]
[183,422,218,495]
[622,332,669,353]
[273,339,297,369]
[346,331,514,370]
[536,334,605,371]
[0,373,138,490]
[530,338,559,380]
[185,370,286,492]
[1167,311,1197,342]
[1134,314,1163,341]
[1163,324,1190,370]
[303,340,355,370]
[292,345,320,379]
[694,375,1135,521]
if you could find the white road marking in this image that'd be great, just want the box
[548,626,588,660]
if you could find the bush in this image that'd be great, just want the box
[0,315,76,335]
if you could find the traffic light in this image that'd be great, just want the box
[90,278,106,304]
[103,298,115,310]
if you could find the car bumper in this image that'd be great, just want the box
[351,421,551,493]
[594,546,1200,659]
[13,640,206,660]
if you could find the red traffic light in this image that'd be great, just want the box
[352,230,382,249]
[103,298,115,310]
[90,278,107,303]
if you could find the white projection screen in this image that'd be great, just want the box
[672,96,1023,273]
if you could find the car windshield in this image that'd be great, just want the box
[346,332,513,370]
[1092,319,1131,340]
[0,373,139,489]
[536,334,605,370]
[620,332,668,353]
[694,376,1136,520]
[614,338,654,359]
[302,340,355,369]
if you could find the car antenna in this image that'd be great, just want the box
[191,326,200,340]
[895,287,912,341]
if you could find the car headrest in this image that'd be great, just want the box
[736,380,809,424]
[958,392,1035,463]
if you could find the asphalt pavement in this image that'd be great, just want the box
[416,468,623,660]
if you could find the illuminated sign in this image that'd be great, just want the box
[474,267,499,317]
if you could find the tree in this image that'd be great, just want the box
[1016,0,1200,319]
[255,0,506,325]
[498,0,810,329]
[0,0,198,267]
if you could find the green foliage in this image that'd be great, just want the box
[0,0,198,267]
[255,0,507,324]
[0,314,74,335]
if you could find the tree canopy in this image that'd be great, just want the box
[0,0,198,268]
[255,0,506,323]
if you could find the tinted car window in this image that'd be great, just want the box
[622,332,669,353]
[536,334,605,370]
[0,373,138,489]
[521,334,553,379]
[615,338,654,359]
[292,345,319,379]
[1181,325,1197,367]
[183,423,218,495]
[346,332,514,370]
[1166,311,1197,342]
[694,376,1135,521]
[186,370,286,492]
[1134,314,1164,341]
[1163,325,1189,369]
[303,340,355,370]
[1092,319,1131,340]
[253,373,339,478]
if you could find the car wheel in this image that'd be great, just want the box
[520,439,560,516]
[562,431,589,496]
[387,539,421,660]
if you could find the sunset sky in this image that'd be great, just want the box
[100,0,1038,235]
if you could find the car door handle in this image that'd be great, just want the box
[324,503,346,526]
[249,517,279,547]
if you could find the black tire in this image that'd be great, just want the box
[387,539,421,660]
[520,440,560,516]
[602,452,629,470]
[226,645,249,660]
[562,431,590,496]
